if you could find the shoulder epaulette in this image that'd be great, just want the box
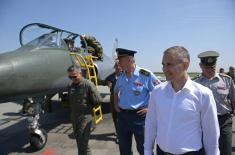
[191,74,200,81]
[139,69,150,76]
[219,73,231,78]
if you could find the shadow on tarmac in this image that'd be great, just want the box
[90,132,116,143]
[0,100,111,155]
[2,112,23,117]
[0,100,71,155]
[2,99,235,155]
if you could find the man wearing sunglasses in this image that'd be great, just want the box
[195,51,235,155]
[67,65,101,155]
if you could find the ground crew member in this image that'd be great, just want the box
[105,62,123,143]
[21,99,33,115]
[67,65,101,155]
[113,48,160,155]
[219,68,225,74]
[195,51,235,155]
[64,38,79,53]
[227,66,235,82]
[80,35,103,61]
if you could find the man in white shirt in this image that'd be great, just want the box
[144,46,220,155]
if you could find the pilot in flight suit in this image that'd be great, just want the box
[67,65,101,155]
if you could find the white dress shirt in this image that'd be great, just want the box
[144,78,220,155]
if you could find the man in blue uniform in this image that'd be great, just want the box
[113,48,160,155]
[195,51,235,155]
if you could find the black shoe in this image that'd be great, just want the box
[21,110,26,115]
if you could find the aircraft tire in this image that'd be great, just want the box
[29,129,47,150]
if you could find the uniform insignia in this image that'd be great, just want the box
[153,79,161,86]
[133,90,141,96]
[219,73,231,78]
[191,74,200,81]
[139,69,150,76]
[207,57,213,63]
[133,82,143,86]
[70,88,75,94]
[217,86,226,90]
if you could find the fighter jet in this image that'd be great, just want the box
[0,23,114,150]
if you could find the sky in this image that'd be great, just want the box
[0,0,235,72]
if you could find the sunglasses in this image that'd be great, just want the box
[203,66,215,69]
[68,75,77,79]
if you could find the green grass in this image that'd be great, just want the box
[154,72,200,79]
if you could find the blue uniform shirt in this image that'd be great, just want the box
[114,66,160,109]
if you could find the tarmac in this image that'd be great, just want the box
[0,86,235,155]
[0,86,138,155]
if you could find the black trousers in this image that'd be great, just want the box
[218,113,233,155]
[157,145,205,155]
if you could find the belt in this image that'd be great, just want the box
[157,145,205,155]
[120,108,140,113]
[218,113,232,119]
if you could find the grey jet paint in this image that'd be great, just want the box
[0,23,114,101]
[0,23,115,150]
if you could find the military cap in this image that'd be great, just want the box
[198,51,220,67]
[116,48,137,59]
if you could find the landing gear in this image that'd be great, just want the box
[30,132,47,150]
[29,126,47,150]
[21,99,34,115]
[26,97,48,150]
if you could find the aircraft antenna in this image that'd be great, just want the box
[112,38,118,62]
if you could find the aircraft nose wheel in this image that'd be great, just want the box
[29,129,47,150]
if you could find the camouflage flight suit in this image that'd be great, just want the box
[83,36,103,61]
[68,78,101,155]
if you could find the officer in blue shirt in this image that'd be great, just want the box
[114,48,160,155]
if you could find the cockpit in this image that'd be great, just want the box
[19,23,80,50]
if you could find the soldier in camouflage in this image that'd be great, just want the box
[80,35,103,61]
[64,38,79,53]
[67,65,101,155]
